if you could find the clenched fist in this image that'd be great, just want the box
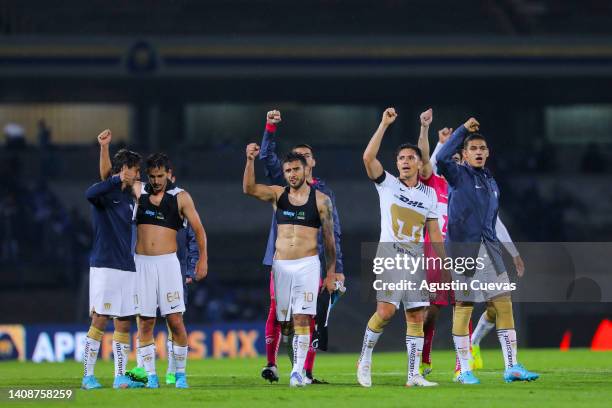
[267,110,281,124]
[381,107,398,127]
[246,143,260,160]
[97,129,112,146]
[464,117,480,133]
[420,108,433,127]
[438,127,453,144]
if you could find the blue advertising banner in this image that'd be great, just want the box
[0,322,265,362]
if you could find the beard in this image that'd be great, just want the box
[288,177,305,189]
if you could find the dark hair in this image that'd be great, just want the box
[395,143,422,160]
[463,133,487,149]
[282,151,307,168]
[146,152,172,171]
[292,143,314,157]
[112,149,141,174]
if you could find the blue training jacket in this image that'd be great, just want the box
[436,125,506,275]
[259,124,344,274]
[86,175,136,272]
[176,221,198,281]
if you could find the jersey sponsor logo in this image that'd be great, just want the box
[282,210,306,220]
[113,200,121,204]
[395,194,426,209]
[475,185,483,189]
[144,209,166,220]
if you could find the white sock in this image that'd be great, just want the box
[166,340,175,374]
[83,337,101,377]
[136,338,143,368]
[472,312,495,346]
[138,344,156,375]
[359,328,382,364]
[173,344,188,374]
[405,336,424,380]
[290,334,310,375]
[112,341,130,377]
[453,335,472,374]
[497,329,518,369]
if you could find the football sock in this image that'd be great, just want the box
[422,322,435,365]
[112,331,130,377]
[452,305,473,374]
[291,326,310,375]
[497,329,518,369]
[173,344,188,374]
[406,322,424,380]
[83,326,103,377]
[265,305,281,366]
[138,339,156,375]
[304,318,316,373]
[472,311,496,346]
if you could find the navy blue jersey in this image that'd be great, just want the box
[86,175,136,272]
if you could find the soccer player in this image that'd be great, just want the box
[82,131,142,390]
[419,125,527,377]
[243,144,337,387]
[132,153,207,389]
[258,110,344,384]
[357,108,446,388]
[100,150,208,388]
[437,118,538,384]
[122,171,199,386]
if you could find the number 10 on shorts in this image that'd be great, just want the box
[303,292,313,302]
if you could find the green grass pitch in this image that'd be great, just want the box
[1,349,611,407]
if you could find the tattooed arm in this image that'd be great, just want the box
[317,190,337,293]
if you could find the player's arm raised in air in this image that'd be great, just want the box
[243,143,284,202]
[259,110,285,185]
[98,129,113,180]
[178,191,208,282]
[363,107,397,180]
[317,191,337,293]
[417,108,433,180]
[430,127,452,176]
[437,117,480,186]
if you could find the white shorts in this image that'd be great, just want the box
[454,244,510,302]
[272,255,320,322]
[135,253,185,317]
[375,243,429,311]
[89,267,137,318]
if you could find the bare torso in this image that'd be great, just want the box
[135,224,178,255]
[275,224,318,260]
[273,186,319,260]
[134,182,180,256]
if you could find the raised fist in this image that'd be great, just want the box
[97,129,112,146]
[246,143,260,160]
[464,117,480,133]
[267,110,282,125]
[420,108,433,127]
[438,127,453,144]
[381,107,398,127]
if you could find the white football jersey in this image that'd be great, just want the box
[374,171,438,245]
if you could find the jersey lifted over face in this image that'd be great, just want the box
[374,171,438,245]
